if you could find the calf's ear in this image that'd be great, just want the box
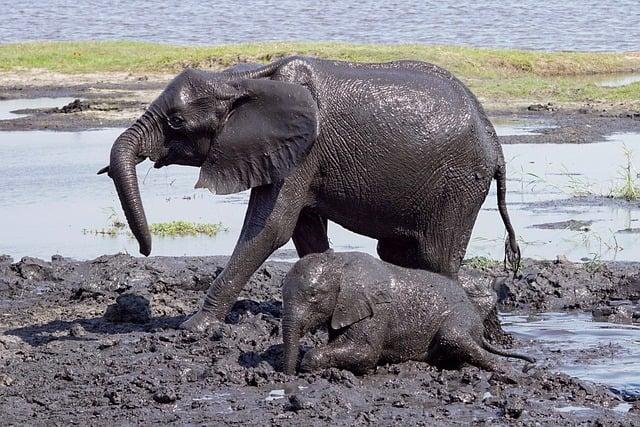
[196,79,319,195]
[331,285,392,330]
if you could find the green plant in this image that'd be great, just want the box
[610,144,640,201]
[148,221,226,237]
[463,256,500,269]
[82,207,127,236]
[83,210,226,238]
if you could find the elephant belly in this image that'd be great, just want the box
[379,330,435,364]
[317,195,413,240]
[378,305,442,364]
[312,126,496,243]
[314,163,489,242]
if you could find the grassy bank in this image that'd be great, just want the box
[1,41,640,103]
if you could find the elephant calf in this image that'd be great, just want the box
[282,251,534,375]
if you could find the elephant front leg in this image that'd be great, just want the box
[300,335,380,374]
[180,182,306,332]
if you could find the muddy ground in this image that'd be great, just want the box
[0,254,639,425]
[2,70,640,425]
[1,69,640,141]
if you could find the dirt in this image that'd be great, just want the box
[0,70,169,131]
[493,107,640,145]
[0,253,639,425]
[1,69,640,139]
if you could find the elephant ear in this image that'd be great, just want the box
[331,283,392,330]
[195,79,319,195]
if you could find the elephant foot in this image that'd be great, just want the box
[180,310,226,336]
[299,348,326,372]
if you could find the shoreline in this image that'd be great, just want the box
[0,69,639,143]
[1,42,639,137]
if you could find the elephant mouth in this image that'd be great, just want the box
[153,142,202,169]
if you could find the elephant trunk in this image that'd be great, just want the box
[282,311,304,375]
[109,112,160,256]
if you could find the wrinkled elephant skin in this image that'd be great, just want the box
[101,56,521,333]
[281,251,534,374]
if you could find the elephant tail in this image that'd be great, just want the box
[494,162,521,275]
[481,338,536,363]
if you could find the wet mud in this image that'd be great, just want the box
[1,254,639,425]
[495,107,640,145]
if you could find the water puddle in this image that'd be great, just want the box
[503,312,640,399]
[0,97,76,120]
[596,73,640,88]
[492,118,554,136]
[613,402,633,413]
[0,127,640,263]
[191,392,234,414]
[265,389,286,401]
[264,384,305,401]
[554,405,592,413]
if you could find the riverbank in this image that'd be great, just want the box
[1,42,640,143]
[0,254,639,425]
[1,41,640,108]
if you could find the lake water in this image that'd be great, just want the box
[1,98,640,262]
[1,1,639,51]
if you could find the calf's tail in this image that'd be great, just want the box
[481,337,535,363]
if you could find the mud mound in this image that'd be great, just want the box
[486,257,640,312]
[0,254,637,424]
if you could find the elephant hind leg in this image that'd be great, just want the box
[377,237,422,269]
[433,321,499,372]
[292,209,330,257]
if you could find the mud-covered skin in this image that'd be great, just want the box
[282,252,533,375]
[0,254,638,425]
[102,56,521,332]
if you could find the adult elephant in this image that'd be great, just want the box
[100,56,520,333]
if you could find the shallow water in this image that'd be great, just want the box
[1,1,639,51]
[0,126,376,260]
[597,74,640,88]
[0,98,76,120]
[494,119,554,136]
[1,99,640,262]
[475,131,640,262]
[503,312,640,398]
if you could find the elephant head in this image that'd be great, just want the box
[281,252,390,374]
[100,67,319,256]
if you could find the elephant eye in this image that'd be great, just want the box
[168,115,185,129]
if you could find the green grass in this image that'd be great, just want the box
[2,40,640,102]
[83,211,226,238]
[149,221,225,237]
[610,145,640,201]
[463,256,500,269]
